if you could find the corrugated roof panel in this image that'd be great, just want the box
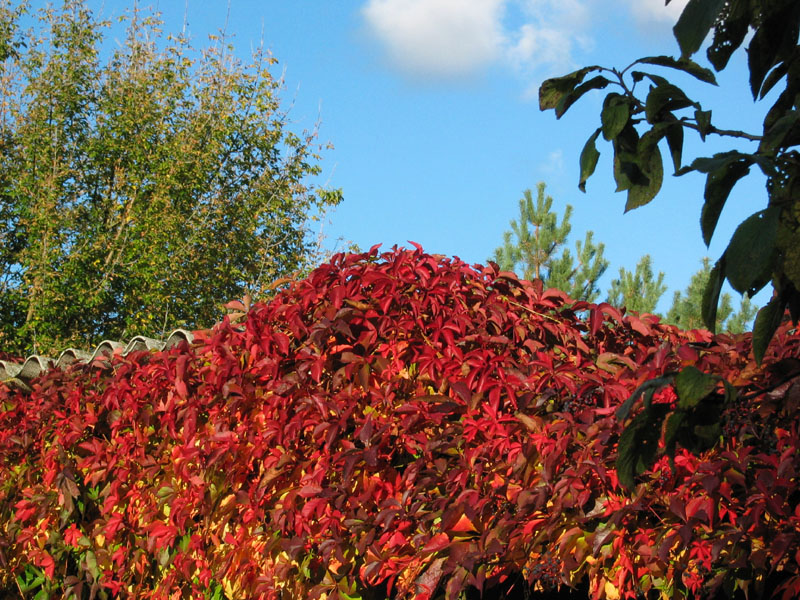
[0,329,195,390]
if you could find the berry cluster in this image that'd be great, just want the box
[526,551,562,590]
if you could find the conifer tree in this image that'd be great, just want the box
[607,255,667,315]
[667,258,757,333]
[493,182,608,302]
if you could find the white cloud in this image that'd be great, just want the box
[360,0,685,86]
[361,0,506,79]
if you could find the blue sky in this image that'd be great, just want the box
[79,0,770,313]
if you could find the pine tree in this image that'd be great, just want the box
[666,258,757,333]
[726,295,758,335]
[607,255,667,315]
[493,182,608,302]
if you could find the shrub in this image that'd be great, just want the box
[1,245,799,599]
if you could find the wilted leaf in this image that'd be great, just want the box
[539,66,602,112]
[555,75,611,118]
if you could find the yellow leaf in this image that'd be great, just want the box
[604,580,620,600]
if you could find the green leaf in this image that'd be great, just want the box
[663,411,686,455]
[701,258,725,332]
[645,83,697,123]
[539,66,602,112]
[695,109,712,141]
[759,61,789,100]
[701,158,751,246]
[761,110,800,152]
[724,207,780,294]
[753,296,785,364]
[746,2,800,98]
[680,151,763,176]
[616,375,672,421]
[555,75,610,119]
[579,128,601,192]
[85,550,99,579]
[624,131,663,212]
[673,0,727,59]
[616,409,664,490]
[664,121,684,173]
[675,366,717,409]
[601,94,630,141]
[722,380,737,404]
[636,55,718,85]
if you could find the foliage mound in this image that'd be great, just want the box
[1,246,799,600]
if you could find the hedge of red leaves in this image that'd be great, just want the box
[1,245,800,600]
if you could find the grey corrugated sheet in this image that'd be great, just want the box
[0,329,194,390]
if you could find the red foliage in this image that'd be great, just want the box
[1,245,799,600]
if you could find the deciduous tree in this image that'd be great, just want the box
[0,0,341,355]
[539,0,800,362]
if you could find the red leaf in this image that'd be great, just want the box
[422,533,450,554]
[449,513,478,533]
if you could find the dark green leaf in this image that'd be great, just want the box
[624,130,663,211]
[675,366,717,409]
[747,2,800,99]
[616,375,673,421]
[722,380,737,404]
[724,207,780,294]
[753,296,786,364]
[614,153,638,192]
[693,421,722,444]
[680,151,754,175]
[663,411,685,455]
[555,75,610,118]
[601,94,630,141]
[636,55,718,85]
[616,410,662,490]
[664,121,684,173]
[645,83,697,123]
[579,128,601,192]
[707,0,750,70]
[539,66,602,112]
[638,72,670,88]
[695,109,712,141]
[673,0,727,59]
[761,110,800,152]
[701,258,725,332]
[701,158,751,245]
[759,62,789,100]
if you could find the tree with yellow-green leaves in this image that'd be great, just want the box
[0,1,341,356]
